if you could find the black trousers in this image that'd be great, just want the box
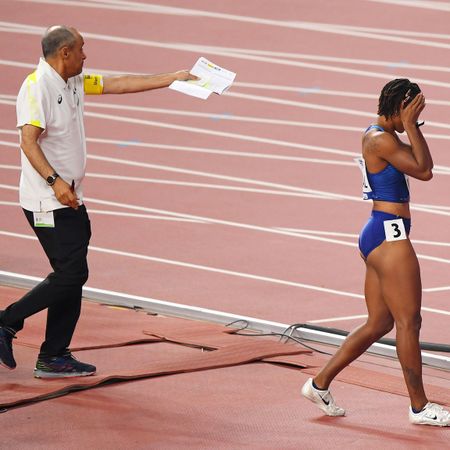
[0,205,91,357]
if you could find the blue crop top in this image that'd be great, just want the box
[355,125,410,203]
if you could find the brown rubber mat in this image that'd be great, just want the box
[1,286,309,410]
[1,338,306,410]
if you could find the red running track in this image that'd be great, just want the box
[0,2,449,446]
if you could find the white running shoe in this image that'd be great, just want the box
[409,402,450,427]
[301,377,345,417]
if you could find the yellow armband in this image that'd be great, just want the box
[83,74,103,95]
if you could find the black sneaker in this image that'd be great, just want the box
[34,352,96,378]
[0,326,17,370]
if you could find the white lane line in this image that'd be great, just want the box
[274,230,358,249]
[83,109,450,158]
[309,314,368,324]
[423,286,450,293]
[2,135,450,209]
[2,62,450,108]
[413,253,450,264]
[3,21,450,89]
[2,93,449,142]
[1,95,450,143]
[83,156,346,200]
[214,47,450,74]
[0,165,340,200]
[1,229,448,316]
[85,173,333,200]
[2,91,450,140]
[0,129,358,168]
[0,201,207,223]
[275,227,450,264]
[3,197,447,249]
[367,0,450,11]
[2,129,450,174]
[420,306,450,316]
[412,239,450,248]
[0,164,19,170]
[413,203,450,211]
[86,137,356,167]
[1,182,448,265]
[411,205,450,217]
[226,92,450,131]
[278,228,358,238]
[11,1,450,50]
[0,101,361,158]
[1,191,447,249]
[233,83,450,108]
[87,157,361,201]
[308,302,450,322]
[85,159,450,209]
[1,145,450,213]
[84,100,366,133]
[0,229,364,299]
[278,227,450,248]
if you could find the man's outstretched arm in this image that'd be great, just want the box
[102,71,197,94]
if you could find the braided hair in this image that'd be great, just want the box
[377,79,421,119]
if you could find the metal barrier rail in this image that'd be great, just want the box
[1,270,448,370]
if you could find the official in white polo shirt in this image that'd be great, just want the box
[0,25,197,378]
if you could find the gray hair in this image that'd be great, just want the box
[41,26,76,58]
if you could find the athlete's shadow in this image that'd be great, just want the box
[311,416,432,446]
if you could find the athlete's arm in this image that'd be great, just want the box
[101,71,198,94]
[20,124,79,209]
[373,95,433,181]
[401,93,433,177]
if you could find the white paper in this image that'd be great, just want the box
[169,57,236,99]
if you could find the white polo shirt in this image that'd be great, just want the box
[16,58,103,212]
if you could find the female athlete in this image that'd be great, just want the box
[301,79,449,427]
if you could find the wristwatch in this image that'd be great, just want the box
[46,172,59,186]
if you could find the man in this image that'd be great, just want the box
[0,25,197,378]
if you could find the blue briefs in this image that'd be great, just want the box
[358,210,411,259]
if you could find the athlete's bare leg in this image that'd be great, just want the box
[368,239,428,411]
[313,263,394,389]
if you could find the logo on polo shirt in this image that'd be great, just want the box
[57,94,62,104]
[73,87,80,106]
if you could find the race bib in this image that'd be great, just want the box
[384,219,407,242]
[354,157,372,199]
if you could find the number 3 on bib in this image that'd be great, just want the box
[384,219,407,242]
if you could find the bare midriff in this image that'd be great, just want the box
[372,200,411,219]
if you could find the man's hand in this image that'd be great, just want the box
[401,92,426,129]
[174,70,199,82]
[52,178,79,209]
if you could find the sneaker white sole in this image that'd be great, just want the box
[409,402,450,427]
[410,419,449,427]
[301,378,345,417]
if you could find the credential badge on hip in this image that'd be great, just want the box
[33,211,55,228]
